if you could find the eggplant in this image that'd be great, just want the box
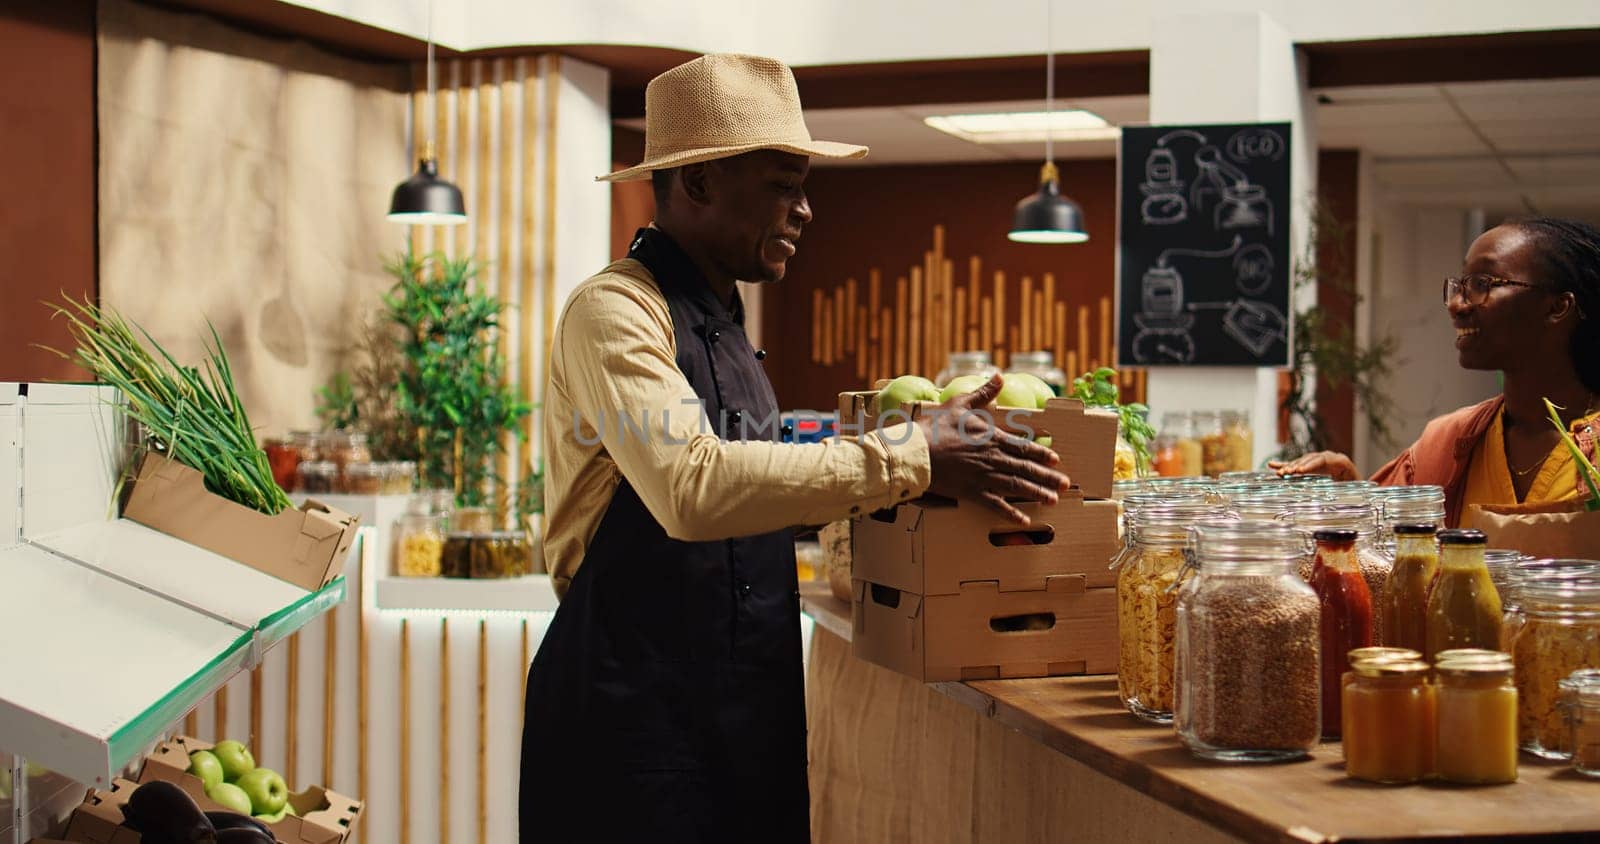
[206,811,274,837]
[122,780,216,843]
[215,827,277,844]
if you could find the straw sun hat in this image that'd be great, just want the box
[598,53,868,182]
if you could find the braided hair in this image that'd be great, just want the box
[1509,217,1600,394]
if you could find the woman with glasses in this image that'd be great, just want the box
[1270,217,1599,527]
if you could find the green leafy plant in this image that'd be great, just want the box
[51,296,292,515]
[1277,202,1401,462]
[1545,398,1600,511]
[384,248,531,511]
[315,372,358,431]
[1070,366,1156,475]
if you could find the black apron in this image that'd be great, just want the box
[519,228,809,842]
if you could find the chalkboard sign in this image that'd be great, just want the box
[1116,122,1291,367]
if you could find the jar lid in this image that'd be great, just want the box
[1283,473,1333,484]
[1008,350,1053,366]
[1435,653,1513,676]
[1559,669,1600,692]
[1218,471,1280,483]
[1434,648,1504,663]
[1278,501,1378,533]
[1352,659,1430,678]
[1348,647,1422,665]
[298,460,336,472]
[1189,520,1307,562]
[1517,577,1600,607]
[345,462,383,477]
[487,530,526,540]
[444,531,484,540]
[1393,522,1438,536]
[1439,528,1487,546]
[1313,528,1358,543]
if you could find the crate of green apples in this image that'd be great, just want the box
[135,736,361,844]
[63,777,281,843]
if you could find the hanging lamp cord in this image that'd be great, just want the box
[423,0,437,162]
[1044,0,1054,167]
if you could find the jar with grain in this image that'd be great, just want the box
[343,462,384,495]
[1508,577,1600,759]
[1572,677,1600,778]
[1311,528,1374,738]
[1174,520,1320,761]
[1435,653,1518,784]
[297,460,337,495]
[1279,501,1390,644]
[393,499,443,578]
[1343,658,1434,784]
[1425,529,1503,662]
[1382,523,1439,656]
[1114,503,1233,723]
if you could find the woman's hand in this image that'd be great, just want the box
[1267,450,1359,481]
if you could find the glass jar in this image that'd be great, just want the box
[263,436,302,493]
[289,430,325,463]
[1193,411,1228,477]
[934,351,1000,387]
[1005,350,1067,396]
[1168,412,1204,479]
[1220,410,1252,473]
[381,461,418,495]
[1572,676,1600,777]
[1434,648,1504,663]
[1435,653,1518,784]
[1175,521,1320,761]
[343,462,384,495]
[1509,577,1600,758]
[1382,523,1439,655]
[1482,549,1530,599]
[1426,529,1503,662]
[452,506,494,533]
[1557,669,1600,762]
[1278,501,1390,644]
[1343,659,1434,784]
[297,460,337,495]
[1311,528,1374,738]
[1324,480,1379,505]
[1111,480,1147,501]
[1113,503,1234,723]
[393,499,443,577]
[324,430,372,477]
[1501,561,1600,652]
[472,531,529,579]
[440,532,476,578]
[1218,470,1279,483]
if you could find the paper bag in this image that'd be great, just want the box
[1466,499,1600,559]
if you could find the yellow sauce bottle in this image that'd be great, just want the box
[1425,530,1502,661]
[1344,659,1435,783]
[1382,524,1437,652]
[1435,653,1518,784]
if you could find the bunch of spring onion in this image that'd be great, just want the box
[54,296,293,515]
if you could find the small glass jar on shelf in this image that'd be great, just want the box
[289,430,326,463]
[1219,410,1252,473]
[1154,411,1198,478]
[297,460,337,495]
[380,460,418,495]
[1174,520,1321,761]
[263,436,302,493]
[934,351,1000,388]
[393,496,444,577]
[472,531,532,578]
[323,430,372,490]
[440,531,476,578]
[1571,674,1600,778]
[343,462,385,495]
[1005,350,1067,396]
[452,506,495,533]
[1192,411,1229,477]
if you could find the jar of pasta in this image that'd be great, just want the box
[1509,577,1600,759]
[393,499,443,577]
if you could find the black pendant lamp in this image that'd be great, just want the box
[1008,0,1088,245]
[388,0,466,226]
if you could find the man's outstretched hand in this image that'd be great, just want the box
[917,374,1072,525]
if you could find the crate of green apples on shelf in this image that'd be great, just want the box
[63,777,280,843]
[133,736,361,844]
[837,370,1121,498]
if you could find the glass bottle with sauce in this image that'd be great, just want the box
[1508,577,1600,759]
[1343,659,1434,784]
[1382,523,1439,655]
[1174,521,1321,761]
[1311,528,1373,738]
[1434,653,1518,784]
[1005,350,1068,396]
[1278,501,1390,644]
[1425,529,1503,661]
[934,351,1000,388]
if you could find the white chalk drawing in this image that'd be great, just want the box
[1138,129,1208,226]
[1225,127,1287,164]
[1186,298,1288,357]
[1232,244,1274,295]
[1192,146,1274,237]
[1129,236,1244,364]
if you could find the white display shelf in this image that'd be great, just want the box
[373,574,559,613]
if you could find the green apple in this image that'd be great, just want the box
[0,768,11,800]
[212,740,254,782]
[235,767,288,816]
[1006,372,1056,409]
[207,781,253,815]
[1036,436,1053,448]
[875,374,939,414]
[995,374,1039,409]
[254,806,289,824]
[285,800,298,817]
[937,374,991,404]
[188,750,225,791]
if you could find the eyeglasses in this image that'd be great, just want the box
[1442,274,1539,305]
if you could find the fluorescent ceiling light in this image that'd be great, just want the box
[924,109,1121,144]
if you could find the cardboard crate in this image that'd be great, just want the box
[122,455,359,592]
[137,736,361,844]
[838,390,1118,499]
[852,576,1116,682]
[61,779,142,844]
[853,492,1119,595]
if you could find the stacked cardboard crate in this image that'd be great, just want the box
[840,390,1122,682]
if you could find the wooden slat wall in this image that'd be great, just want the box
[805,223,1145,399]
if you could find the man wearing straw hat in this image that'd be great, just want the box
[522,53,1069,840]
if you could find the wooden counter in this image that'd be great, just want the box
[800,582,1600,843]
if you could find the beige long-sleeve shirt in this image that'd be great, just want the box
[541,259,931,599]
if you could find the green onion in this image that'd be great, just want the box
[51,296,293,515]
[1544,397,1600,511]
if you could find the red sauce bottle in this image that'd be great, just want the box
[1311,527,1373,738]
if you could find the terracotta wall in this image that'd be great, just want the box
[1314,150,1360,454]
[765,160,1122,411]
[0,0,96,382]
